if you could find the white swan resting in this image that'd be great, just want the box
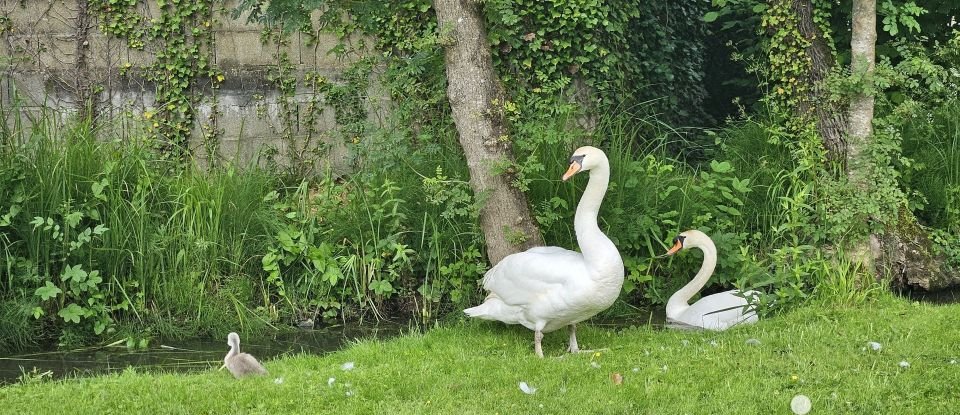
[664,230,758,330]
[464,146,624,358]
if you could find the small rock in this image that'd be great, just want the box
[899,360,910,368]
[297,319,314,330]
[745,338,761,346]
[867,341,882,351]
[791,394,812,415]
[341,361,355,371]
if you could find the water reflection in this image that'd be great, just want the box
[0,324,405,385]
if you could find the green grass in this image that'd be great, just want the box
[3,295,957,414]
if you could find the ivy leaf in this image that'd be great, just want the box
[35,281,62,301]
[703,12,719,23]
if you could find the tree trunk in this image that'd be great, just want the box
[432,0,543,264]
[793,0,847,158]
[847,0,877,188]
[844,0,881,269]
[73,0,98,123]
[845,0,960,289]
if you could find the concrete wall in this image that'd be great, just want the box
[0,0,383,173]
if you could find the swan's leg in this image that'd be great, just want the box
[567,324,580,353]
[534,329,544,358]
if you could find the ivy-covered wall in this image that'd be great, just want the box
[0,0,379,173]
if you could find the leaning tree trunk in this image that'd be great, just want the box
[793,0,847,158]
[432,0,543,264]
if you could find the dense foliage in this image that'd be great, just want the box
[0,0,957,351]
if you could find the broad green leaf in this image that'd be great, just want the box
[58,303,86,324]
[35,281,62,301]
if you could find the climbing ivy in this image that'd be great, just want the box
[93,0,224,160]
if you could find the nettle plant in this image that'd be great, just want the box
[28,183,126,336]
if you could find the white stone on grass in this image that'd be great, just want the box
[790,394,812,415]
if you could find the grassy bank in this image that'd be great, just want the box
[2,295,957,414]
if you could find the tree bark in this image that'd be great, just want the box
[73,0,98,123]
[432,0,543,264]
[844,0,880,269]
[793,0,847,158]
[847,0,877,187]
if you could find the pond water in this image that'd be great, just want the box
[0,323,406,385]
[0,309,668,385]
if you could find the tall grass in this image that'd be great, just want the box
[0,113,284,346]
[901,100,960,232]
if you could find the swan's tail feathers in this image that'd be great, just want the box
[463,294,522,324]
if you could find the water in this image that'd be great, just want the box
[0,310,667,385]
[0,324,405,385]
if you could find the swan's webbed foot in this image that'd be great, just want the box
[567,324,579,353]
[534,329,544,358]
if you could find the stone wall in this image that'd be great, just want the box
[0,0,382,173]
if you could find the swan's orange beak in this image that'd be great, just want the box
[562,162,581,181]
[665,240,683,256]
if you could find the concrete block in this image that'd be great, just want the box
[36,33,77,69]
[87,34,124,69]
[5,0,76,34]
[7,72,50,108]
[216,30,277,66]
[4,34,42,70]
[216,0,263,32]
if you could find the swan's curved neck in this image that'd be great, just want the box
[575,163,617,269]
[225,341,239,361]
[666,236,717,317]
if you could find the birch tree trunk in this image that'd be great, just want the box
[432,0,543,264]
[845,0,881,270]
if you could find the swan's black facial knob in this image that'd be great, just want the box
[562,154,587,181]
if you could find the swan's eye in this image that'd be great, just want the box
[672,235,686,246]
[569,154,585,165]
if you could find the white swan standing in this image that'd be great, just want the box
[223,332,268,378]
[464,146,624,358]
[664,230,758,330]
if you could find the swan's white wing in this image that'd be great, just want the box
[482,247,587,306]
[681,290,757,330]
